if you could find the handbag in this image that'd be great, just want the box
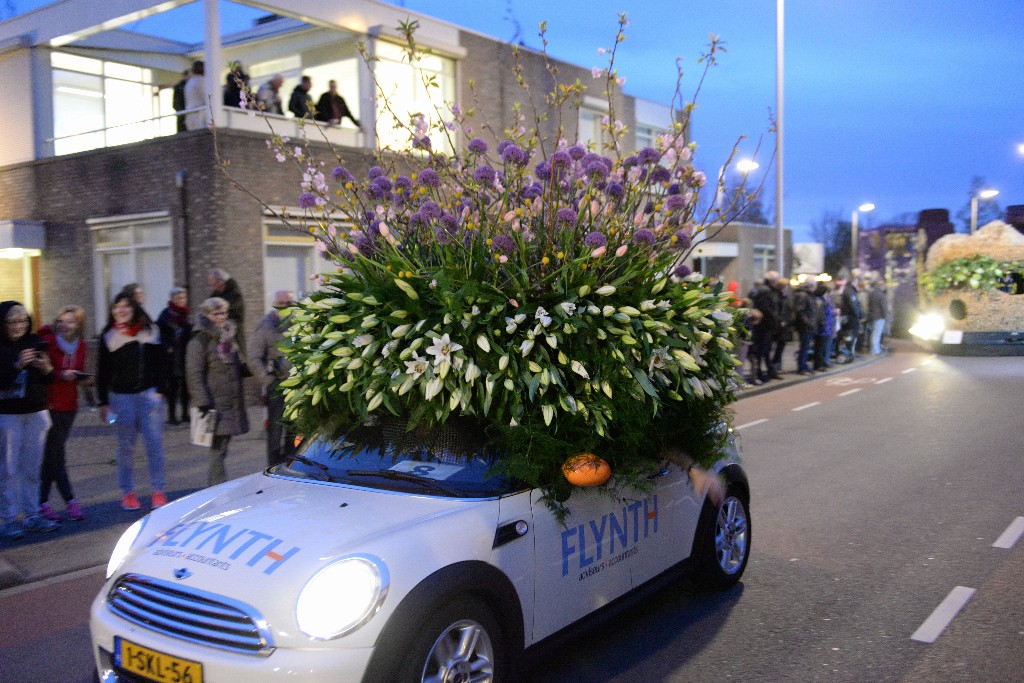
[189,407,217,448]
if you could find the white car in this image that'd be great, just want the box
[90,419,750,682]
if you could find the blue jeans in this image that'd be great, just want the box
[797,332,814,372]
[109,389,165,495]
[870,318,885,355]
[0,411,51,518]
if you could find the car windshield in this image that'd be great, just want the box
[269,415,519,498]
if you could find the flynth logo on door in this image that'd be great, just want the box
[561,496,658,578]
[147,521,301,575]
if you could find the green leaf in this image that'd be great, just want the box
[632,368,658,398]
[394,278,419,300]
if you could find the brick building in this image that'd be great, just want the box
[0,0,676,339]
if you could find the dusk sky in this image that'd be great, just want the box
[5,0,1022,241]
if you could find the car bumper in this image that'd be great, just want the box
[91,597,375,682]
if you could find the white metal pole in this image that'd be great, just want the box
[970,196,978,234]
[775,0,785,277]
[850,210,859,272]
[204,0,224,129]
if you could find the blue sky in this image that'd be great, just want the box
[5,0,1022,241]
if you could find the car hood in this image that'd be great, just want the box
[120,472,498,595]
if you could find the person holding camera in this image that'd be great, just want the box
[0,301,56,540]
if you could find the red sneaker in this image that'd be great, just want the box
[120,492,141,511]
[151,491,168,509]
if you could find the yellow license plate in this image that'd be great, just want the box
[116,636,204,683]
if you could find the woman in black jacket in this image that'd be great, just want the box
[97,292,167,511]
[0,301,57,539]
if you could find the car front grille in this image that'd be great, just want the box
[107,573,275,655]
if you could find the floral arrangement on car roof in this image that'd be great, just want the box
[257,16,751,504]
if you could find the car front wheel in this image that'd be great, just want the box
[397,595,506,683]
[693,485,751,588]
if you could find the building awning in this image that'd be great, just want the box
[0,220,45,257]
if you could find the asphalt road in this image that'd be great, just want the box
[2,346,1022,682]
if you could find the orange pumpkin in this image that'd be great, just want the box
[562,453,612,487]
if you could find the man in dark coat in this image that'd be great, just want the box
[839,278,863,361]
[172,69,189,133]
[288,75,314,118]
[315,80,361,128]
[751,272,784,380]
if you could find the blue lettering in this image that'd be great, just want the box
[628,502,642,544]
[588,515,607,562]
[179,522,223,548]
[228,531,274,560]
[247,539,301,575]
[148,522,191,548]
[609,510,627,553]
[196,526,250,554]
[579,524,594,568]
[561,527,577,577]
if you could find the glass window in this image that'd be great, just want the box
[752,245,776,283]
[263,217,339,311]
[51,52,102,75]
[374,41,455,154]
[578,108,605,149]
[92,216,173,326]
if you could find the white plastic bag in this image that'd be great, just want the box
[189,407,216,448]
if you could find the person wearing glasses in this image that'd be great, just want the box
[186,297,250,487]
[97,292,168,511]
[0,301,57,540]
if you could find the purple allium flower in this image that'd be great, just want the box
[367,183,386,200]
[636,147,660,165]
[650,166,672,184]
[368,166,385,179]
[556,208,578,226]
[298,192,317,209]
[599,156,614,171]
[419,200,442,220]
[332,166,355,183]
[632,228,656,246]
[644,201,656,214]
[581,153,601,168]
[418,168,441,187]
[355,235,378,255]
[500,144,528,166]
[394,175,413,193]
[535,161,552,181]
[665,194,687,211]
[606,182,624,200]
[409,212,429,228]
[551,151,572,168]
[584,231,607,248]
[473,165,496,184]
[585,160,609,180]
[440,213,459,232]
[623,155,638,168]
[673,264,693,278]
[434,226,453,245]
[412,135,432,151]
[568,144,586,161]
[372,176,393,191]
[673,231,692,250]
[491,234,516,254]
[468,137,488,154]
[496,140,512,154]
[521,183,543,200]
[667,182,681,195]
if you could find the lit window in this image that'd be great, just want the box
[374,41,455,154]
[90,213,174,328]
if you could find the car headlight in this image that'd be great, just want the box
[295,555,389,639]
[107,518,146,579]
[909,312,945,341]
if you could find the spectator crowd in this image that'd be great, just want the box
[0,270,296,542]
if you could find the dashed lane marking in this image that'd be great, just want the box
[838,388,862,397]
[911,586,976,643]
[736,418,769,430]
[993,517,1024,549]
[792,402,820,412]
[875,377,893,384]
[902,367,917,374]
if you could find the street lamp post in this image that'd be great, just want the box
[850,202,874,272]
[970,189,999,234]
[714,159,760,211]
[775,0,785,276]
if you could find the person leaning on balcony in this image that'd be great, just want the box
[288,75,315,119]
[223,63,249,108]
[256,74,284,115]
[314,80,361,129]
[183,60,206,131]
[172,69,189,133]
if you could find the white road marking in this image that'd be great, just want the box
[736,418,769,430]
[838,388,862,397]
[911,586,976,643]
[792,402,820,412]
[902,367,917,374]
[993,517,1024,549]
[875,377,893,384]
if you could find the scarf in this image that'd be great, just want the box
[214,320,238,364]
[166,301,190,329]
[55,334,80,357]
[114,322,144,337]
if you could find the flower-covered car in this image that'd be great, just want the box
[90,418,750,683]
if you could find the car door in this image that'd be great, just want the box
[530,485,650,641]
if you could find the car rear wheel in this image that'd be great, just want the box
[693,484,751,588]
[397,595,506,683]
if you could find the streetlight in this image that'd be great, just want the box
[775,0,785,276]
[850,202,874,272]
[714,159,760,210]
[970,189,999,234]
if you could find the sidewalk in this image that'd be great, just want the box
[0,341,900,591]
